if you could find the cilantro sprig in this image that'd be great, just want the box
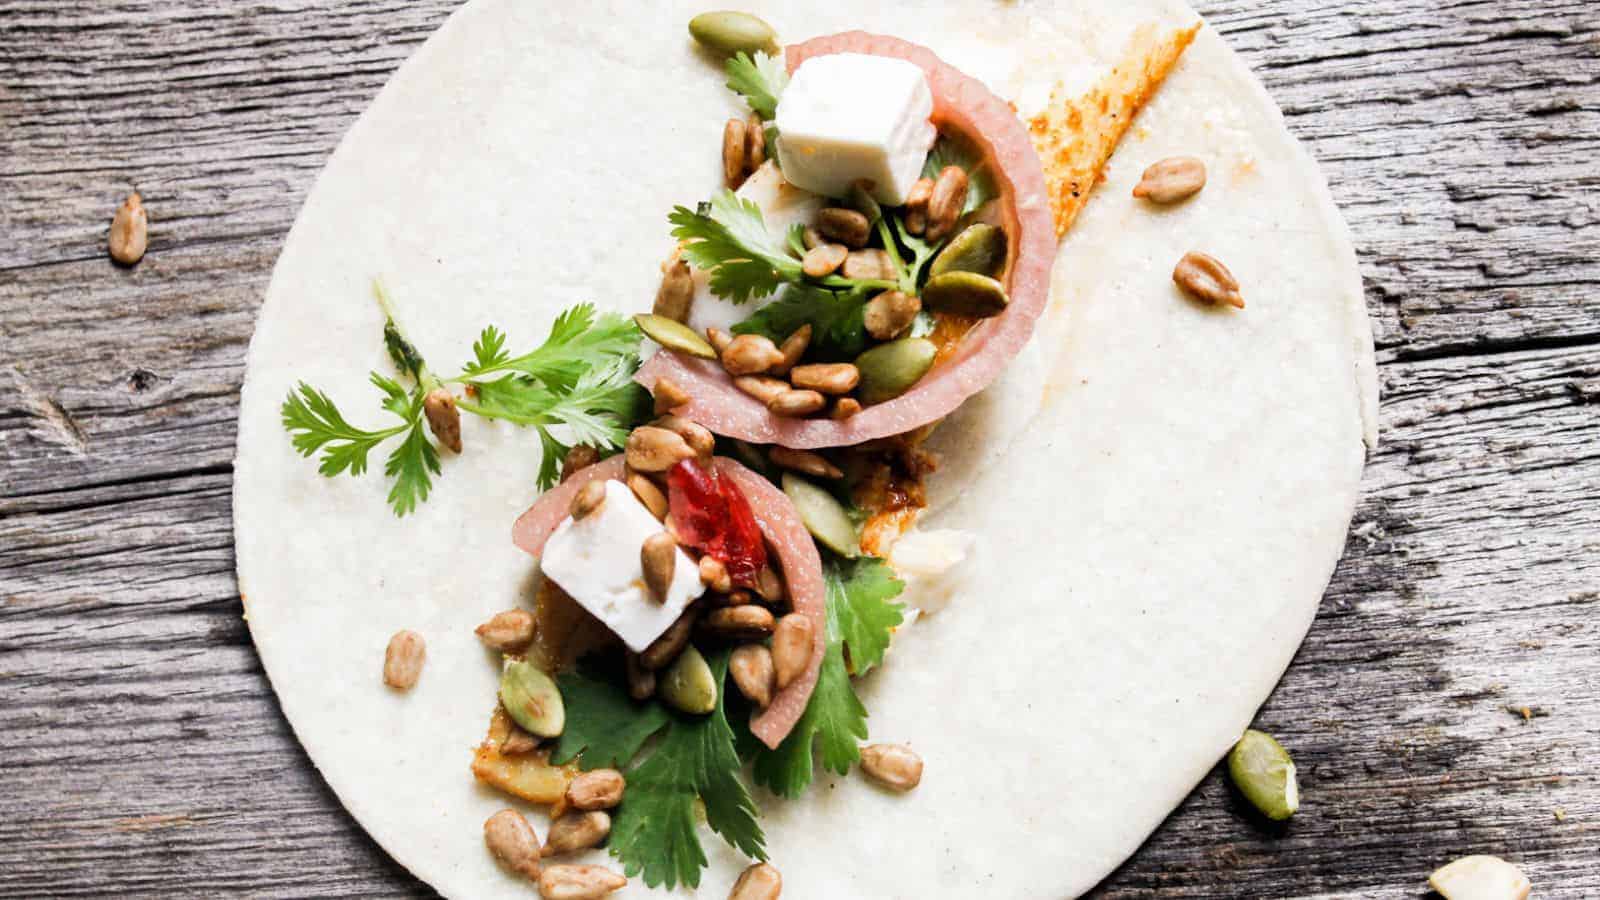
[280,283,645,516]
[725,51,787,121]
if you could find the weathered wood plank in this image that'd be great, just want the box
[2,0,1598,897]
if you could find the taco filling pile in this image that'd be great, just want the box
[280,10,1207,896]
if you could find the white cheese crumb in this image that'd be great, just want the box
[889,528,977,615]
[541,481,703,652]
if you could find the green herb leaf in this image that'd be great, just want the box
[725,51,787,120]
[280,378,409,478]
[731,285,870,361]
[829,555,906,677]
[382,412,439,517]
[458,303,639,393]
[670,190,802,304]
[551,663,672,769]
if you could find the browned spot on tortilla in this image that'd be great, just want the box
[1029,22,1201,237]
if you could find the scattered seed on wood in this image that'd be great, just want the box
[108,192,149,265]
[475,609,536,652]
[729,862,783,900]
[729,644,775,709]
[859,743,923,792]
[484,808,542,881]
[538,863,627,900]
[1133,156,1207,204]
[565,769,625,811]
[653,258,695,323]
[570,479,608,519]
[816,207,871,248]
[542,811,611,857]
[770,613,814,690]
[1173,251,1245,309]
[382,630,425,690]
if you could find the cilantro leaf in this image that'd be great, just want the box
[725,51,787,120]
[751,555,905,797]
[383,417,439,517]
[731,285,870,361]
[469,324,510,373]
[458,303,639,393]
[551,663,671,769]
[608,650,767,889]
[280,379,409,478]
[670,190,802,304]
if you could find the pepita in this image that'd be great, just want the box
[1227,729,1298,820]
[729,644,775,708]
[500,659,566,737]
[854,338,937,405]
[781,473,859,557]
[658,644,718,714]
[929,223,1006,279]
[635,314,717,360]
[921,271,1009,318]
[688,10,778,57]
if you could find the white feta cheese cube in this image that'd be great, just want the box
[541,480,704,652]
[685,161,824,337]
[774,53,937,205]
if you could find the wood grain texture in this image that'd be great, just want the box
[1,1,1596,897]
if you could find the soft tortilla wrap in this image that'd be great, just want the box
[234,0,1376,896]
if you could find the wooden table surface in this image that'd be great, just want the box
[2,1,1597,897]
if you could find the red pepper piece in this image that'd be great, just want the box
[667,458,768,587]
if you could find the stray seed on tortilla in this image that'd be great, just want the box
[771,613,814,690]
[723,118,749,188]
[729,862,783,900]
[627,473,668,520]
[773,324,812,376]
[625,426,695,472]
[624,651,656,701]
[859,743,923,792]
[653,376,692,415]
[659,644,718,715]
[484,809,542,881]
[925,165,970,241]
[543,811,611,857]
[729,644,775,709]
[538,863,627,900]
[1428,855,1531,900]
[863,291,921,341]
[842,248,895,281]
[1133,156,1207,204]
[640,608,697,670]
[500,660,566,738]
[721,334,786,376]
[1173,251,1244,309]
[641,532,677,603]
[475,608,536,652]
[108,192,148,265]
[768,388,826,418]
[817,207,871,249]
[744,113,766,171]
[802,243,848,278]
[570,479,607,520]
[904,177,934,235]
[769,445,843,479]
[561,444,600,482]
[652,258,695,323]
[734,375,788,406]
[687,10,778,57]
[831,397,862,419]
[423,387,462,453]
[382,630,425,690]
[702,605,776,641]
[699,555,732,593]
[565,769,626,811]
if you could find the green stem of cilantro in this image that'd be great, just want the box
[373,279,444,394]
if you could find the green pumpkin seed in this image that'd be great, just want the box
[635,313,717,360]
[688,11,778,57]
[921,271,1009,318]
[658,644,718,715]
[499,659,565,738]
[854,338,936,405]
[929,223,1006,279]
[781,473,859,557]
[1228,729,1298,821]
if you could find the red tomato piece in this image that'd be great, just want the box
[667,459,768,587]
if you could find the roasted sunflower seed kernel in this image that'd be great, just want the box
[729,862,783,900]
[816,207,871,249]
[542,811,611,857]
[702,605,776,640]
[108,192,149,265]
[1133,156,1207,204]
[706,326,734,355]
[653,258,695,323]
[565,769,625,811]
[729,643,775,709]
[721,334,786,376]
[722,118,749,188]
[699,555,732,593]
[653,376,692,415]
[842,248,895,281]
[831,397,863,419]
[625,651,656,700]
[475,608,536,652]
[627,473,668,521]
[863,290,921,341]
[773,324,811,377]
[640,608,697,670]
[570,479,607,520]
[789,363,861,397]
[484,809,542,881]
[641,532,677,603]
[382,629,425,690]
[1173,251,1244,309]
[625,426,695,472]
[769,445,843,479]
[561,444,600,482]
[753,566,784,604]
[802,243,848,279]
[653,415,715,462]
[734,375,789,406]
[904,177,934,235]
[770,613,814,690]
[538,863,627,900]
[767,389,826,418]
[744,113,766,172]
[925,165,970,242]
[859,743,924,792]
[422,388,462,453]
[500,723,539,755]
[802,225,825,251]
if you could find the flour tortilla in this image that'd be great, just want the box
[233,1,1376,897]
